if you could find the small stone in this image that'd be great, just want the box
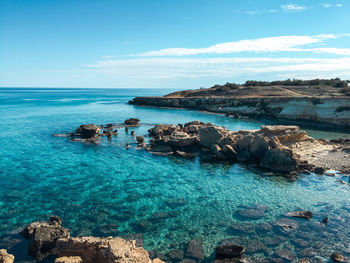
[331,252,346,262]
[322,217,328,224]
[55,256,82,263]
[0,249,14,263]
[285,211,312,220]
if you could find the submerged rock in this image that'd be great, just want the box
[331,252,346,262]
[0,249,14,263]
[185,239,204,260]
[274,218,299,234]
[286,211,313,220]
[215,243,245,259]
[275,249,295,261]
[236,208,266,219]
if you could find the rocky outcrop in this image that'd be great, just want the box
[20,216,70,260]
[55,256,83,263]
[20,217,164,263]
[286,211,313,220]
[124,118,140,126]
[143,122,312,173]
[0,249,14,263]
[57,236,163,263]
[76,124,100,139]
[129,96,350,128]
[141,121,350,174]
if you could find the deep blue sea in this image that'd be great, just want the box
[1,88,350,262]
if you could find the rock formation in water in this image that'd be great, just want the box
[129,79,350,128]
[143,121,348,174]
[20,217,165,263]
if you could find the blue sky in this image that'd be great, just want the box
[1,0,350,89]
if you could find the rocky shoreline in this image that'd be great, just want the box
[129,96,350,129]
[53,119,350,176]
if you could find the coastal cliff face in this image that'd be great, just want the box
[130,97,350,128]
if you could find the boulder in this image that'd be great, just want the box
[124,118,140,126]
[0,249,14,263]
[314,167,326,175]
[238,135,253,151]
[222,144,237,159]
[331,252,346,262]
[211,144,227,160]
[261,148,297,172]
[136,136,144,144]
[215,243,245,259]
[20,216,70,260]
[148,125,177,136]
[55,256,83,263]
[57,236,165,263]
[185,239,204,260]
[249,136,269,159]
[169,131,198,148]
[285,211,312,220]
[77,124,100,138]
[149,139,172,153]
[199,125,225,148]
[236,150,252,162]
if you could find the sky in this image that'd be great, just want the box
[1,0,350,89]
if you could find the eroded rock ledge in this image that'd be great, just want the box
[19,216,164,263]
[143,121,350,175]
[129,96,350,128]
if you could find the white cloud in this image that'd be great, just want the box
[280,4,306,11]
[83,57,350,80]
[336,3,342,7]
[320,3,331,8]
[137,34,340,57]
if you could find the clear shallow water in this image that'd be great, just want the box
[1,88,350,262]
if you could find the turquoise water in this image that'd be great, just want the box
[1,88,350,262]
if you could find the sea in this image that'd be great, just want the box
[1,88,350,262]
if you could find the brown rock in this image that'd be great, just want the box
[57,236,165,263]
[124,118,140,126]
[55,256,83,263]
[78,124,100,138]
[20,217,70,260]
[199,125,225,148]
[249,135,269,159]
[0,249,14,263]
[261,148,297,172]
[285,211,313,220]
[331,252,346,262]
